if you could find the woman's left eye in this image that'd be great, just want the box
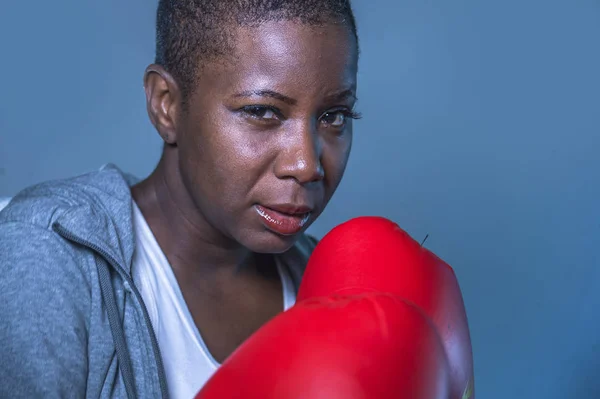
[320,110,360,128]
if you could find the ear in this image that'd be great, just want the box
[143,64,182,145]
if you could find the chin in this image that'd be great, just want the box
[241,230,301,254]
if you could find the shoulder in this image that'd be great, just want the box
[0,163,136,294]
[0,220,92,289]
[0,164,133,230]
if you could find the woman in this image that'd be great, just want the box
[0,0,360,398]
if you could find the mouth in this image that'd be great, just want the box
[255,204,313,236]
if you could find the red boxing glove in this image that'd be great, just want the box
[195,216,473,399]
[196,293,450,399]
[298,217,475,399]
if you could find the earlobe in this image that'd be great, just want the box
[143,64,180,145]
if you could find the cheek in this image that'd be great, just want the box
[212,123,274,182]
[180,113,273,202]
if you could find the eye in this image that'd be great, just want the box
[320,109,362,128]
[241,105,280,121]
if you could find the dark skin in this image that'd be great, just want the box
[132,21,358,363]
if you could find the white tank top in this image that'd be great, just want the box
[131,201,297,399]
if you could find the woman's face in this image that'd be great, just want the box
[176,21,358,253]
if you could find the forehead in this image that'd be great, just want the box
[197,21,358,99]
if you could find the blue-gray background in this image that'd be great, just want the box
[1,1,598,397]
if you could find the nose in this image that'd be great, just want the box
[274,121,324,184]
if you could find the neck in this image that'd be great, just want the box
[132,150,254,278]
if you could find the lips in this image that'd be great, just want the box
[255,204,312,236]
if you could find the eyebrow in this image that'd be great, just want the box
[233,90,297,105]
[232,88,357,106]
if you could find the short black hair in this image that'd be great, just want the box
[155,0,358,101]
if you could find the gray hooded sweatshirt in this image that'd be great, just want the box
[0,164,317,399]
